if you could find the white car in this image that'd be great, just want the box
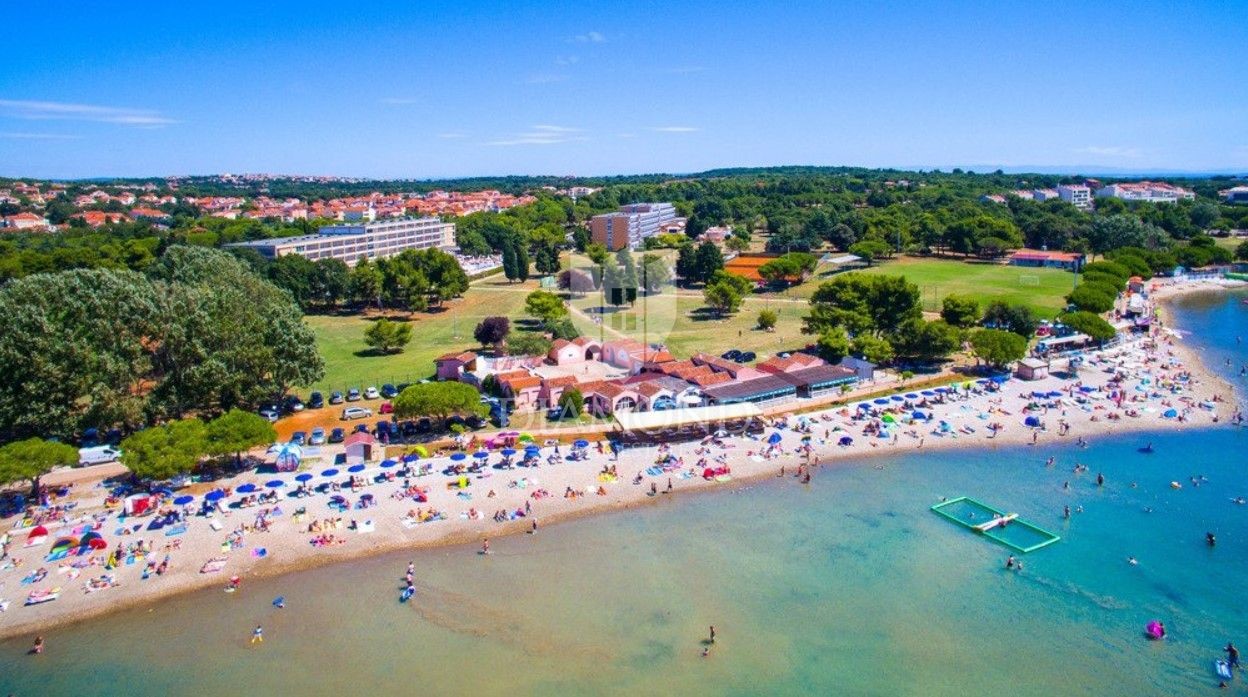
[364,386,380,400]
[78,446,122,466]
[342,406,373,420]
[259,407,280,423]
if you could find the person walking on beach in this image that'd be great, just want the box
[251,625,263,644]
[481,538,490,555]
[709,626,716,644]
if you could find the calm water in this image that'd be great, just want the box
[2,290,1245,697]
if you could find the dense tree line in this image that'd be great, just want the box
[0,247,323,441]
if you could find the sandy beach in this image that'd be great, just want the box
[0,279,1242,642]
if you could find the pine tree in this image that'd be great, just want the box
[501,242,518,282]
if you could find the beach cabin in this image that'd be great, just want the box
[1015,357,1049,381]
[435,351,478,382]
[344,432,376,464]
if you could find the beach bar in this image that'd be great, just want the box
[612,403,765,445]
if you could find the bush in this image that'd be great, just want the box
[757,309,778,331]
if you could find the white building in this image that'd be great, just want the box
[1032,188,1060,202]
[227,217,455,266]
[590,202,678,250]
[1220,186,1248,204]
[1095,181,1195,204]
[1057,184,1092,209]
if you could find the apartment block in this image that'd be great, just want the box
[227,216,455,266]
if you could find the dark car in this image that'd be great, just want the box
[329,391,345,405]
[399,421,418,439]
[328,427,345,443]
[353,423,370,433]
[381,383,399,398]
[346,388,361,402]
[308,391,325,409]
[290,431,307,445]
[721,349,742,361]
[739,351,756,363]
[282,395,305,413]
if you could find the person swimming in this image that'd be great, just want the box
[1207,532,1217,547]
[1127,557,1138,565]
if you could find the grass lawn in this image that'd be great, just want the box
[780,256,1075,318]
[304,277,537,394]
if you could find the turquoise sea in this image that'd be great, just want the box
[1,289,1245,696]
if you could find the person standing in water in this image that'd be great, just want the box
[251,625,263,644]
[481,538,490,555]
[1226,642,1240,671]
[31,636,44,655]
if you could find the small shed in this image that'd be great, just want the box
[1015,357,1049,381]
[344,432,376,464]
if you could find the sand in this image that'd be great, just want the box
[0,278,1241,642]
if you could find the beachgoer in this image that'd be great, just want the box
[1227,642,1240,669]
[31,636,43,655]
[1128,557,1138,566]
[709,625,716,644]
[1006,555,1015,569]
[251,625,263,644]
[1096,473,1104,486]
[481,538,490,555]
[1208,532,1217,547]
[1063,505,1071,519]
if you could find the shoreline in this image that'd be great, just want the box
[0,280,1242,643]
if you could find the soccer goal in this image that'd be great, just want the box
[1018,275,1040,287]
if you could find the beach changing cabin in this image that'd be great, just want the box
[1015,357,1049,381]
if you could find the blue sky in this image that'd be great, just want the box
[1,0,1245,179]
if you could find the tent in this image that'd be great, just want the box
[275,443,302,472]
[1024,416,1042,428]
[24,525,48,547]
[767,432,783,445]
[124,494,155,517]
[838,436,854,446]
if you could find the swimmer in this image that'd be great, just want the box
[1207,532,1217,547]
[1064,505,1071,519]
[31,635,43,655]
[1127,557,1138,565]
[1006,555,1015,569]
[1096,473,1104,486]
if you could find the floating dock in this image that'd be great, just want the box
[930,496,1061,553]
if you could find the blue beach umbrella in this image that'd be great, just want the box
[838,436,854,446]
[920,390,936,396]
[266,480,284,488]
[890,395,904,402]
[911,410,928,420]
[873,398,889,405]
[501,448,516,457]
[173,495,194,506]
[524,444,540,452]
[380,459,397,469]
[347,464,366,473]
[767,432,783,445]
[320,468,339,477]
[450,453,466,462]
[236,483,258,494]
[402,453,420,463]
[574,439,589,448]
[295,473,314,482]
[205,490,225,502]
[904,393,919,399]
[473,451,489,459]
[934,387,949,393]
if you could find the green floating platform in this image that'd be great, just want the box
[930,496,1061,553]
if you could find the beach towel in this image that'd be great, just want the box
[164,525,187,537]
[199,557,228,574]
[358,520,375,534]
[209,520,224,531]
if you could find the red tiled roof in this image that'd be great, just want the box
[435,351,478,363]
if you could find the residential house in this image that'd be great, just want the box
[434,351,478,381]
[538,375,580,409]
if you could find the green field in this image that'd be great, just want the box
[305,277,535,394]
[784,256,1075,318]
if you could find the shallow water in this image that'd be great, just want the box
[1,290,1245,697]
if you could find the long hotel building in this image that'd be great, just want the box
[590,202,678,250]
[227,216,455,266]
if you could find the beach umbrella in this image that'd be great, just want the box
[153,487,173,497]
[574,439,589,448]
[857,403,872,411]
[347,464,366,473]
[524,444,540,452]
[402,453,420,463]
[1163,408,1178,419]
[412,446,429,457]
[904,393,919,399]
[501,448,516,457]
[838,436,854,446]
[321,468,339,477]
[1024,416,1042,428]
[911,410,928,421]
[767,432,783,445]
[890,395,904,402]
[380,459,397,469]
[88,537,109,550]
[921,390,936,396]
[517,433,534,442]
[473,451,489,460]
[881,414,896,423]
[236,483,258,494]
[266,480,284,488]
[991,375,1009,383]
[450,452,466,461]
[295,473,314,482]
[934,387,949,393]
[205,490,225,502]
[873,398,889,405]
[173,495,194,506]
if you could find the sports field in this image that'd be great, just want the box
[788,256,1075,318]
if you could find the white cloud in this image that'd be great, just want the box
[571,31,606,43]
[379,97,421,105]
[1073,145,1142,159]
[485,125,587,146]
[650,126,699,133]
[0,131,81,140]
[0,99,175,127]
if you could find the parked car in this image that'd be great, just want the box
[380,402,394,414]
[380,383,399,398]
[329,391,345,405]
[721,349,742,361]
[290,431,307,445]
[353,423,370,433]
[78,445,122,467]
[328,427,345,443]
[364,386,380,400]
[309,427,326,445]
[282,395,305,413]
[346,388,361,402]
[259,407,280,423]
[736,351,756,363]
[308,391,325,409]
[342,406,372,420]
